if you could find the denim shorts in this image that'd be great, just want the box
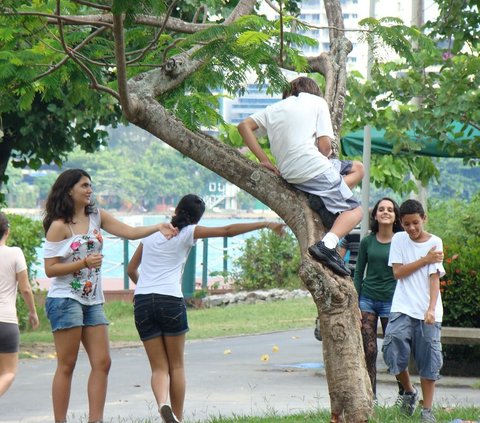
[134,294,189,341]
[359,295,392,318]
[382,312,443,380]
[0,322,20,353]
[45,297,109,332]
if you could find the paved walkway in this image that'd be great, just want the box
[2,328,480,422]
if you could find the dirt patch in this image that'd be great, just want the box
[20,341,142,360]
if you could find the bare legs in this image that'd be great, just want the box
[420,378,435,409]
[0,352,18,396]
[51,325,110,422]
[343,160,365,189]
[82,325,111,421]
[330,206,363,240]
[143,334,186,422]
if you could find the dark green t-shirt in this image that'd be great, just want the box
[353,234,397,301]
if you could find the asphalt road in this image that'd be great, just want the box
[2,328,479,422]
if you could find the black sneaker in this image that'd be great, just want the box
[308,241,350,276]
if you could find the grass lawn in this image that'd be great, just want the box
[204,406,480,422]
[20,296,318,344]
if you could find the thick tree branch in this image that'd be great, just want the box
[112,13,135,118]
[224,0,257,24]
[12,0,256,34]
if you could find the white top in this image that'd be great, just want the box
[388,231,445,322]
[251,92,335,184]
[0,245,27,324]
[44,211,104,305]
[134,225,197,298]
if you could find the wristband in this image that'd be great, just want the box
[83,257,88,269]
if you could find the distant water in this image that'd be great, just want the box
[34,216,266,280]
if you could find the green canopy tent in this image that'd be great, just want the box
[340,121,480,237]
[341,121,480,158]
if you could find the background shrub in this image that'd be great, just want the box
[233,229,301,291]
[427,195,480,328]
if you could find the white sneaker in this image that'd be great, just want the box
[159,404,180,423]
[420,408,437,422]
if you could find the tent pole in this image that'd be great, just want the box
[360,125,371,239]
[411,0,428,212]
[360,0,375,239]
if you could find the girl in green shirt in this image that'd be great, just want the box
[354,197,403,400]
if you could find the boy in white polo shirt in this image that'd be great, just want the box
[238,76,362,276]
[384,199,445,422]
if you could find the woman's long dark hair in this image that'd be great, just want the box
[370,197,403,234]
[171,194,206,231]
[43,169,94,233]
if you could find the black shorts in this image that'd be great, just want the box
[134,294,189,341]
[0,322,20,353]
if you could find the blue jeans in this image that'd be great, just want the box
[45,297,109,332]
[134,294,189,341]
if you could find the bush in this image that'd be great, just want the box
[6,213,44,330]
[232,229,301,291]
[427,195,480,328]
